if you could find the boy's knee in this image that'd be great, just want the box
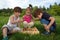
[50,26,55,32]
[2,25,8,30]
[2,27,8,31]
[2,27,8,34]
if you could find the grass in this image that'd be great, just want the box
[0,16,60,40]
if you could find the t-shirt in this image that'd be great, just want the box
[41,12,56,27]
[23,14,32,23]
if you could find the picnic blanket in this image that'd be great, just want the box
[21,27,40,35]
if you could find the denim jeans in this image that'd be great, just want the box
[40,19,56,32]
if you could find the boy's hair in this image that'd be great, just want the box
[34,9,43,18]
[13,7,22,13]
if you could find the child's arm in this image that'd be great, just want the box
[17,17,24,27]
[31,15,35,22]
[43,24,50,32]
[31,15,40,21]
[47,17,55,28]
[22,16,25,22]
[34,18,40,21]
[31,15,35,20]
[17,22,20,27]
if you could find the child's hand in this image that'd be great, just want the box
[17,20,20,22]
[20,19,23,22]
[34,18,39,21]
[31,20,35,22]
[46,26,50,30]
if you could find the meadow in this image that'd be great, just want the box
[0,16,60,40]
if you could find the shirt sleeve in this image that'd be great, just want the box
[42,12,51,20]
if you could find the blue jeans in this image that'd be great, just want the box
[40,19,56,32]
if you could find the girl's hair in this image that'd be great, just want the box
[29,4,32,10]
[34,8,43,18]
[26,7,32,11]
[13,7,22,13]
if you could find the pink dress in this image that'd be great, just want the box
[23,14,32,23]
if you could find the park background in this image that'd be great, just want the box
[0,0,60,40]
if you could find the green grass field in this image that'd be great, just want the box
[0,16,60,40]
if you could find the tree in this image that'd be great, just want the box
[50,4,52,8]
[59,3,60,6]
[47,2,60,16]
[54,2,57,6]
[42,6,46,11]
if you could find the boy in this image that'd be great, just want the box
[34,9,56,35]
[2,7,22,40]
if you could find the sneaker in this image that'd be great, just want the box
[42,31,50,35]
[2,36,8,40]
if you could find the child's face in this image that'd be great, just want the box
[14,12,20,17]
[37,14,41,19]
[26,10,31,15]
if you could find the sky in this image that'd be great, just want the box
[0,0,60,9]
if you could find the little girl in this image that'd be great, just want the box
[23,7,34,30]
